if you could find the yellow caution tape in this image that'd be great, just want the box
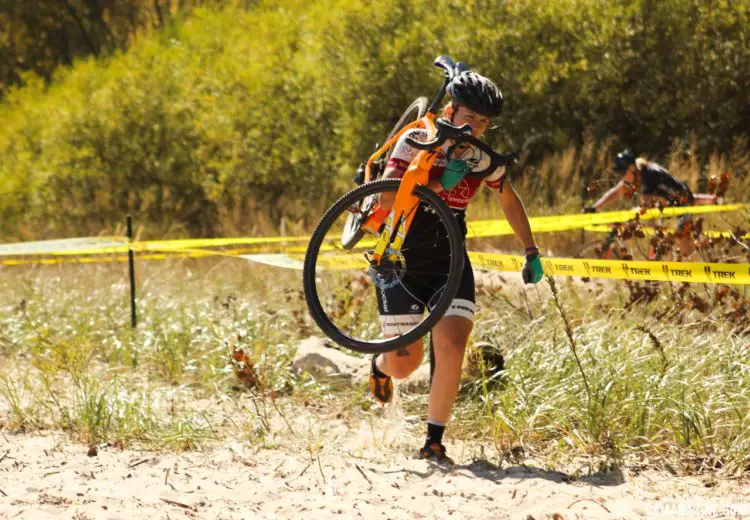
[0,252,197,266]
[467,203,749,239]
[0,240,312,263]
[584,224,749,239]
[236,251,750,285]
[134,235,310,252]
[6,243,747,285]
[0,236,128,257]
[0,235,311,257]
[0,243,255,266]
[0,203,746,260]
[468,252,750,285]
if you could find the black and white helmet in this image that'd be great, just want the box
[447,71,503,118]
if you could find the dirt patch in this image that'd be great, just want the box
[1,408,747,520]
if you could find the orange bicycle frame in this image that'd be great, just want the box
[361,112,442,264]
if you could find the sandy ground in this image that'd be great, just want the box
[0,400,747,520]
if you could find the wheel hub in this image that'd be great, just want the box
[368,248,406,289]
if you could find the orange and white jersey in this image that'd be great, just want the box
[386,128,507,211]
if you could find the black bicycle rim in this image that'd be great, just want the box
[303,179,464,354]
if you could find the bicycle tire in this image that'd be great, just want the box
[340,97,429,250]
[382,96,429,165]
[304,179,464,354]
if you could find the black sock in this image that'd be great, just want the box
[371,354,387,377]
[426,421,445,446]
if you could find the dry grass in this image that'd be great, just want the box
[0,139,748,473]
[1,256,747,477]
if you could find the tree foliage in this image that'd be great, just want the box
[0,0,748,238]
[0,0,230,96]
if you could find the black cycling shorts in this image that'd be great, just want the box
[375,206,475,336]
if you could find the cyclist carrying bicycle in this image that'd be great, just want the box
[368,69,544,463]
[584,150,718,258]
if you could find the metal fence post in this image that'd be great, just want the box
[127,215,137,328]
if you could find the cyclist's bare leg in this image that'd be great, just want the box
[378,340,423,379]
[679,236,695,259]
[427,315,473,424]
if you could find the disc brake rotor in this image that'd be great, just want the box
[367,248,406,290]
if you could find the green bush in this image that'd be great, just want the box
[0,0,748,239]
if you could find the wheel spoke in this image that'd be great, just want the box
[304,172,463,352]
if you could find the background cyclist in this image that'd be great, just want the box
[584,150,719,258]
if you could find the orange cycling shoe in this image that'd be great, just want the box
[419,443,454,465]
[369,355,393,405]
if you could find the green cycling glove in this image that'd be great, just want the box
[439,159,472,190]
[522,252,544,284]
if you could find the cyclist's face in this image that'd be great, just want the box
[450,106,490,137]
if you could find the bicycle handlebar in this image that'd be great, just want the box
[426,56,470,114]
[404,118,518,178]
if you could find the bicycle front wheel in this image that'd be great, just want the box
[303,179,464,354]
